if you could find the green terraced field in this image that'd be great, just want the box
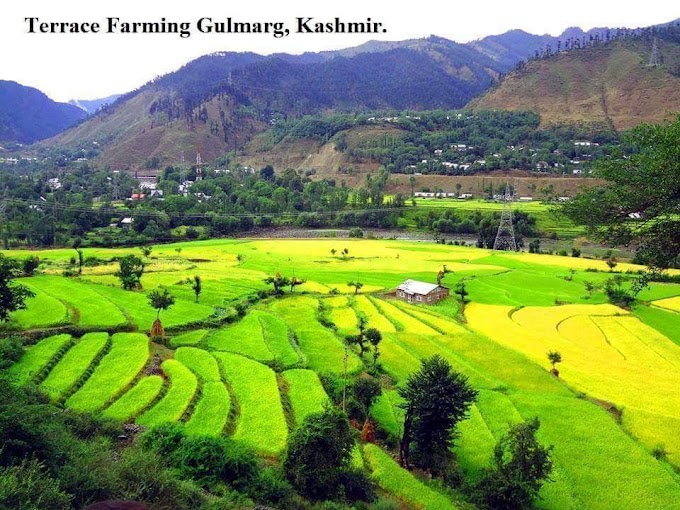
[214,352,288,456]
[169,329,208,347]
[184,381,230,436]
[7,334,72,386]
[40,332,109,400]
[11,291,69,329]
[137,359,198,427]
[269,296,362,373]
[282,369,329,426]
[66,333,149,412]
[364,444,458,510]
[175,346,221,382]
[102,376,165,422]
[5,238,680,510]
[26,276,127,327]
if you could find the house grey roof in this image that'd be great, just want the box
[397,279,441,295]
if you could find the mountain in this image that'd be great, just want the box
[0,80,87,144]
[470,28,680,130]
[69,94,122,114]
[49,37,504,170]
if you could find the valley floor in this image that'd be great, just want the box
[4,238,680,509]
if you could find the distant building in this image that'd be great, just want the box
[396,279,449,304]
[120,217,134,229]
[149,189,164,198]
[518,196,533,201]
[459,193,473,199]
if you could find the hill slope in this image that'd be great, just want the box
[49,37,503,170]
[0,81,86,143]
[470,35,680,129]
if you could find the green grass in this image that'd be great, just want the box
[364,444,458,510]
[169,329,208,347]
[269,296,361,374]
[282,369,329,427]
[7,334,72,386]
[40,333,109,400]
[214,352,288,456]
[66,333,150,412]
[633,305,680,346]
[184,382,231,436]
[102,376,164,422]
[137,359,198,427]
[11,291,69,329]
[175,347,221,382]
[354,295,396,333]
[372,298,440,335]
[25,276,127,327]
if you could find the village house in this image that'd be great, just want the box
[396,279,449,304]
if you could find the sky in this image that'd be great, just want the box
[2,0,678,102]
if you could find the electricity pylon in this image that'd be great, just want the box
[493,182,517,251]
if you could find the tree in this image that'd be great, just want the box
[290,276,306,292]
[191,275,202,302]
[366,327,382,370]
[283,405,354,499]
[562,118,680,270]
[330,248,337,257]
[0,255,35,322]
[547,351,562,377]
[398,355,477,471]
[454,281,469,303]
[606,256,618,272]
[149,288,175,320]
[115,254,145,290]
[75,249,84,274]
[264,273,291,294]
[140,245,153,259]
[473,418,553,510]
[347,280,363,295]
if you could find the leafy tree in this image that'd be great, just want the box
[191,275,202,302]
[583,280,597,297]
[283,405,354,499]
[0,254,35,322]
[353,376,382,412]
[331,248,337,256]
[473,418,553,510]
[148,288,175,319]
[562,118,680,270]
[606,256,618,272]
[140,245,153,259]
[75,248,84,274]
[264,273,291,294]
[454,281,469,303]
[115,254,145,290]
[290,276,306,292]
[547,351,562,376]
[347,280,364,295]
[398,355,477,471]
[366,327,382,370]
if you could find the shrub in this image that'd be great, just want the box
[349,227,364,238]
[353,376,382,412]
[0,336,24,369]
[571,247,581,257]
[141,422,186,457]
[283,405,354,500]
[0,459,72,510]
[22,256,40,276]
[473,418,553,510]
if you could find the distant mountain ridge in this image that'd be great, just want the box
[42,17,680,170]
[69,94,122,114]
[0,80,86,144]
[469,26,680,129]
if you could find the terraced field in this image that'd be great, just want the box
[4,238,680,509]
